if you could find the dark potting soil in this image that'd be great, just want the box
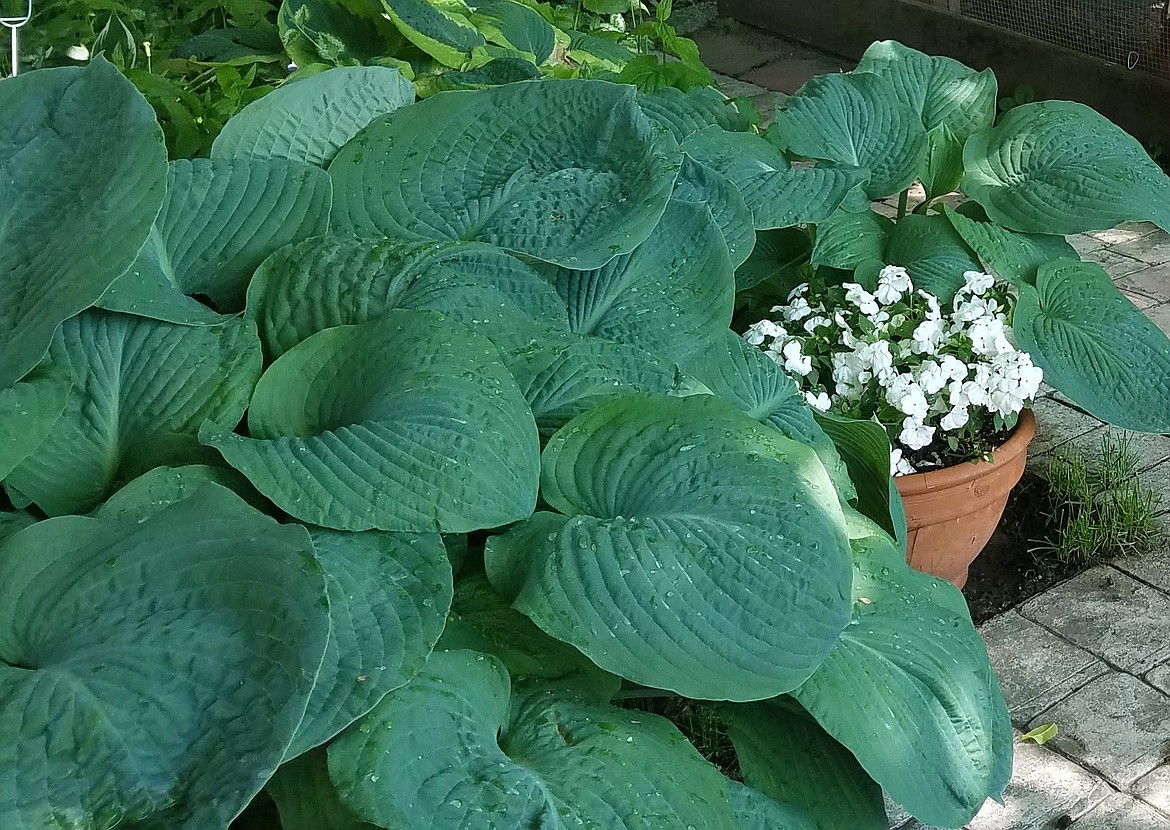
[961,472,1085,624]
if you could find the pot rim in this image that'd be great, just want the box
[894,408,1036,495]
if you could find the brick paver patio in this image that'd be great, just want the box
[695,21,1170,829]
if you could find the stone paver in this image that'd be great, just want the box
[693,25,824,76]
[1082,246,1152,279]
[1018,566,1170,673]
[1028,397,1107,459]
[1070,791,1170,828]
[1133,764,1170,818]
[968,738,1112,830]
[742,57,844,94]
[1107,227,1170,266]
[1115,262,1170,304]
[980,611,1108,726]
[1147,662,1170,696]
[1113,515,1170,591]
[1032,672,1170,788]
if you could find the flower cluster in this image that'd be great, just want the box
[744,267,1043,476]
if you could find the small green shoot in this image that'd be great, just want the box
[1020,722,1058,745]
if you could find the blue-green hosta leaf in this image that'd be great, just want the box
[500,330,705,436]
[884,213,981,301]
[327,649,738,830]
[854,40,996,142]
[203,310,540,532]
[471,0,555,63]
[0,58,166,388]
[540,198,735,361]
[0,486,330,829]
[773,72,928,198]
[414,57,543,96]
[330,79,677,270]
[0,511,34,546]
[5,312,261,516]
[920,125,965,200]
[814,412,907,548]
[101,157,332,319]
[962,100,1170,234]
[440,570,602,680]
[638,85,750,142]
[683,331,852,501]
[485,393,852,701]
[380,0,485,67]
[675,155,756,268]
[734,227,812,293]
[287,529,452,757]
[0,366,70,481]
[279,0,412,68]
[682,127,868,229]
[791,514,1012,828]
[1014,258,1170,432]
[811,208,893,270]
[213,66,415,166]
[268,750,377,830]
[942,204,1078,286]
[567,29,636,71]
[722,700,889,830]
[96,464,265,521]
[246,234,568,359]
[730,781,818,830]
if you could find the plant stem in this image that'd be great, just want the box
[897,188,909,220]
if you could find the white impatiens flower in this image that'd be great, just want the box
[875,266,912,305]
[787,283,810,300]
[804,390,832,411]
[843,283,881,318]
[884,374,929,419]
[911,317,944,354]
[915,359,947,395]
[968,317,1013,356]
[940,354,968,382]
[890,447,917,476]
[743,319,787,346]
[782,297,813,322]
[940,405,970,431]
[782,339,812,376]
[803,315,832,333]
[899,417,935,450]
[963,270,996,295]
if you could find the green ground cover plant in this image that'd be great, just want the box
[3,36,1170,830]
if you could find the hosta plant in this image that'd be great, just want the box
[0,58,1014,830]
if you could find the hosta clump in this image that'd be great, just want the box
[4,56,1022,830]
[746,266,1044,475]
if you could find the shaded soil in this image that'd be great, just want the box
[962,472,1084,624]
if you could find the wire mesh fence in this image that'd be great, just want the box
[904,0,1170,76]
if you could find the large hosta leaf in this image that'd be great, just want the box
[811,207,892,271]
[815,412,907,546]
[675,155,756,268]
[637,85,750,142]
[791,514,1012,827]
[268,750,376,830]
[203,310,540,532]
[246,234,567,359]
[0,366,70,481]
[730,781,818,830]
[499,330,704,436]
[213,66,415,166]
[279,0,412,68]
[682,127,868,229]
[5,312,261,516]
[327,649,738,829]
[942,204,1077,286]
[471,0,556,63]
[854,40,996,141]
[541,198,735,360]
[485,393,852,701]
[380,0,485,67]
[0,486,330,829]
[722,700,888,830]
[1013,258,1170,432]
[287,529,452,757]
[884,213,981,301]
[0,58,166,388]
[962,100,1170,234]
[734,227,812,294]
[329,79,678,269]
[100,158,332,318]
[684,331,852,500]
[772,72,927,198]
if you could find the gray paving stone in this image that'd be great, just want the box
[966,738,1111,830]
[1143,302,1170,338]
[1028,397,1105,459]
[1032,672,1170,788]
[692,26,811,76]
[980,611,1108,726]
[1112,516,1170,593]
[747,90,787,126]
[1083,247,1152,279]
[1105,228,1170,266]
[743,57,845,94]
[1133,763,1170,818]
[1086,222,1162,245]
[1121,290,1161,310]
[1039,424,1170,484]
[1069,233,1107,256]
[1018,567,1170,673]
[1148,662,1170,695]
[1115,262,1170,304]
[1069,791,1169,829]
[713,71,767,98]
[885,792,915,828]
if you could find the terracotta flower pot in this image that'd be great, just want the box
[894,409,1036,589]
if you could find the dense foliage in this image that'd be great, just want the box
[3,36,1170,830]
